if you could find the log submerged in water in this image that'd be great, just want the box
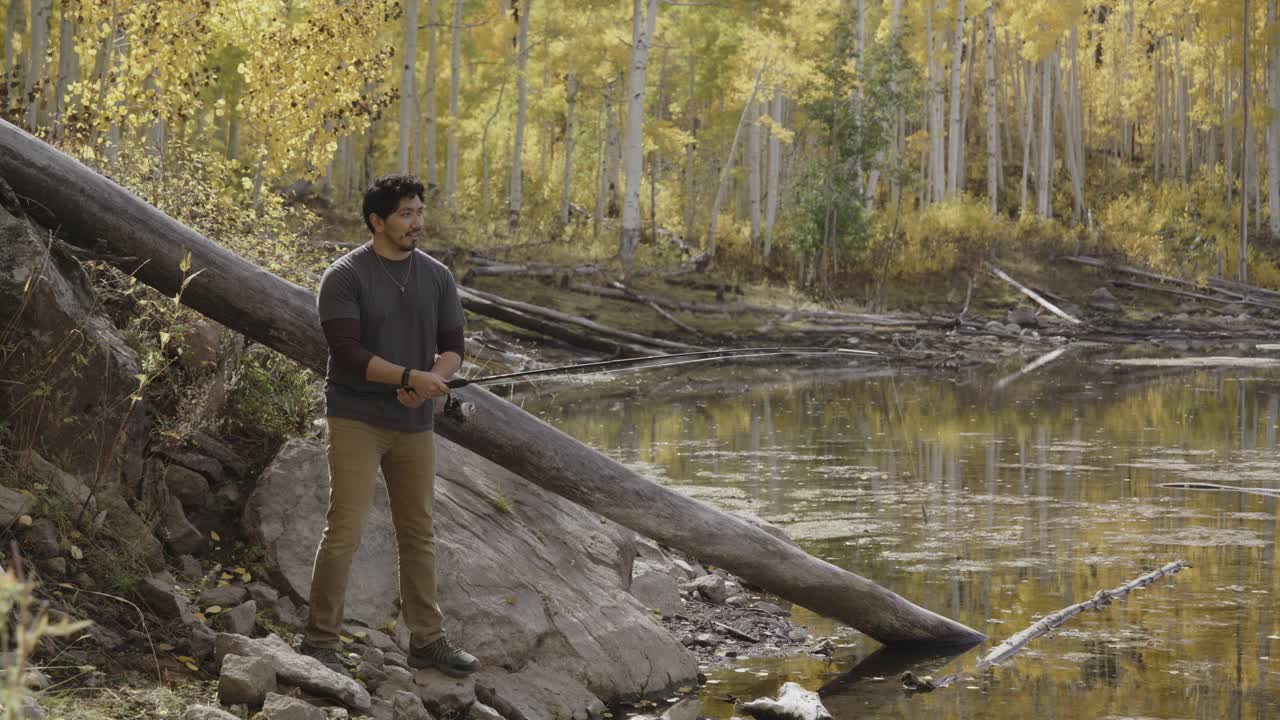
[0,119,983,647]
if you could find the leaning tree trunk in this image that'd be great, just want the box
[0,119,984,649]
[620,0,659,276]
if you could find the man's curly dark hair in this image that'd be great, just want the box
[362,174,426,233]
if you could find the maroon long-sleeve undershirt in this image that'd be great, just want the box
[321,318,465,377]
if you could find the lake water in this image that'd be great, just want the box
[511,356,1280,720]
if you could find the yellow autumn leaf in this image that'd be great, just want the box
[183,661,199,672]
[220,572,233,581]
[175,655,195,664]
[69,546,83,560]
[233,567,246,574]
[205,606,223,614]
[210,531,221,541]
[18,515,31,527]
[339,634,354,644]
[240,572,253,582]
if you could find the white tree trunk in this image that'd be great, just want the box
[560,71,578,226]
[984,7,998,215]
[958,18,977,193]
[24,0,52,131]
[764,89,781,259]
[748,97,761,248]
[508,0,532,228]
[1243,0,1251,283]
[53,0,76,139]
[620,0,659,275]
[1020,57,1035,216]
[424,0,440,192]
[684,44,697,248]
[3,0,23,110]
[444,0,463,207]
[926,1,945,204]
[398,0,419,173]
[946,0,965,198]
[1175,35,1188,183]
[1269,0,1279,234]
[1037,52,1054,217]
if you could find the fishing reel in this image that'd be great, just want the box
[443,394,477,423]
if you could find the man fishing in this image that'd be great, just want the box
[302,173,479,677]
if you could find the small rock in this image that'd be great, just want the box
[137,576,192,621]
[787,628,809,642]
[1003,322,1023,335]
[357,660,389,690]
[191,624,216,661]
[44,558,67,577]
[217,653,276,707]
[221,600,257,637]
[325,709,350,720]
[413,668,477,716]
[21,669,50,690]
[182,706,240,720]
[1007,307,1039,328]
[1088,286,1121,312]
[752,601,788,617]
[274,596,304,627]
[247,583,280,609]
[0,485,32,526]
[694,633,717,647]
[670,557,706,580]
[359,645,386,667]
[662,699,701,720]
[686,574,729,604]
[724,596,752,608]
[164,464,210,509]
[471,703,504,720]
[346,625,398,654]
[384,651,409,669]
[390,690,431,720]
[263,692,328,720]
[161,496,206,556]
[71,571,96,590]
[679,634,697,647]
[629,570,683,618]
[199,584,249,608]
[22,519,61,559]
[723,581,744,598]
[179,555,204,583]
[984,320,1005,333]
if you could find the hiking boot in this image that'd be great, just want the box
[407,637,480,676]
[298,642,352,676]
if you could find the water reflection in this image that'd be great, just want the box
[512,361,1280,719]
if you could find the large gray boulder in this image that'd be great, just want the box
[0,192,145,491]
[244,437,698,719]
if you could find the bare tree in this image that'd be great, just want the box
[398,0,419,173]
[620,0,660,275]
[508,0,532,228]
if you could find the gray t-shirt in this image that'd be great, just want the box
[317,243,465,432]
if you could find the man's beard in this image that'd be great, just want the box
[396,233,418,251]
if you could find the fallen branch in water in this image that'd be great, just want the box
[908,560,1189,692]
[713,620,762,643]
[1159,482,1280,497]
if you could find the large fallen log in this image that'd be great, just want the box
[457,286,672,356]
[0,119,983,647]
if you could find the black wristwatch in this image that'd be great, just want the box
[401,367,413,389]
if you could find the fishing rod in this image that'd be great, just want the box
[439,345,878,421]
[444,345,878,389]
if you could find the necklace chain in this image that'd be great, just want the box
[376,250,414,294]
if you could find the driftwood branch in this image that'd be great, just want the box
[459,286,700,353]
[911,560,1189,692]
[986,264,1082,324]
[712,620,761,643]
[1159,482,1280,497]
[992,347,1070,390]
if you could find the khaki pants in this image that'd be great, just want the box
[305,416,443,649]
